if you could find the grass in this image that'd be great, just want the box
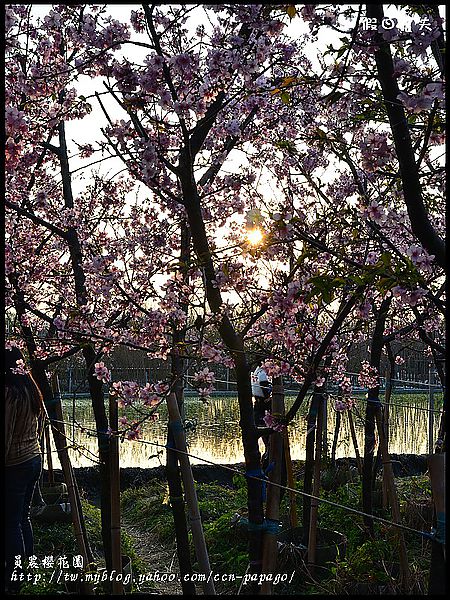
[17,466,435,595]
[18,499,144,595]
[120,469,435,595]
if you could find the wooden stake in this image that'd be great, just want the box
[260,378,285,595]
[51,375,95,594]
[109,392,123,595]
[374,408,410,588]
[347,411,363,476]
[331,410,341,466]
[307,392,325,573]
[283,428,297,529]
[166,393,216,595]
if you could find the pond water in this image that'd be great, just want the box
[47,393,442,469]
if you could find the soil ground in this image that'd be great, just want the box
[47,453,429,507]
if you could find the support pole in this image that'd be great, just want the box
[374,408,410,588]
[109,392,123,595]
[331,410,341,466]
[348,411,363,476]
[51,375,94,594]
[283,428,297,529]
[260,378,284,595]
[166,393,216,595]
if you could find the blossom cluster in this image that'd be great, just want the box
[108,418,143,441]
[10,359,29,376]
[190,368,216,398]
[339,376,353,396]
[334,396,356,412]
[263,410,286,432]
[94,362,110,383]
[358,361,379,389]
[111,380,169,408]
[391,285,428,307]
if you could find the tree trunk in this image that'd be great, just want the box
[427,454,446,595]
[303,392,321,545]
[167,221,197,595]
[307,390,325,574]
[109,392,123,595]
[366,4,445,269]
[362,297,391,534]
[181,175,264,582]
[374,409,410,588]
[82,345,113,574]
[260,377,284,595]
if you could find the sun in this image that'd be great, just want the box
[246,227,264,246]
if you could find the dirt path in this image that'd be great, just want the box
[122,518,184,596]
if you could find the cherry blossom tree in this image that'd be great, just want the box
[5,3,445,590]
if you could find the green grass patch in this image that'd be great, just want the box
[18,499,143,595]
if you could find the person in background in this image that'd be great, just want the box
[251,363,272,463]
[4,347,46,593]
[251,361,287,500]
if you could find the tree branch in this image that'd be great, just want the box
[366,4,445,269]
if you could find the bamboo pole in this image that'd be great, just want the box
[347,410,363,476]
[283,428,298,529]
[51,375,95,594]
[374,408,410,588]
[307,392,325,573]
[44,423,55,484]
[260,378,285,595]
[109,392,123,595]
[331,410,341,466]
[166,393,216,595]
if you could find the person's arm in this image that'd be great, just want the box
[5,388,18,460]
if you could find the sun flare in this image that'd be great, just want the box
[246,227,264,246]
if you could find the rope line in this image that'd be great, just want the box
[44,418,441,544]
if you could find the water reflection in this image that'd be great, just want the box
[48,394,442,469]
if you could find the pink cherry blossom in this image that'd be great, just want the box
[263,410,286,432]
[94,362,111,383]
